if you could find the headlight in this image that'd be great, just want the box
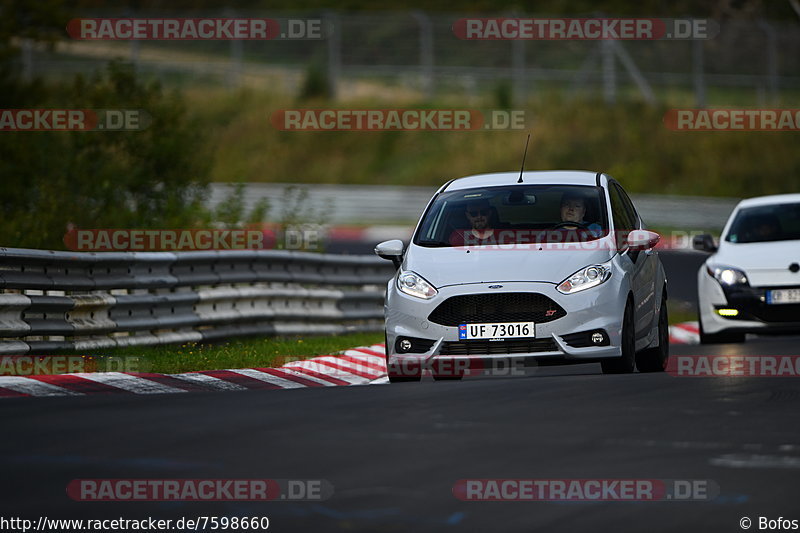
[557,263,612,294]
[397,271,438,299]
[706,264,748,286]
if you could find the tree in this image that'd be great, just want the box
[0,3,214,249]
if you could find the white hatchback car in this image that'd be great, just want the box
[375,171,668,381]
[693,193,800,343]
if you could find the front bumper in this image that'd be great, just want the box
[698,268,800,335]
[384,280,627,372]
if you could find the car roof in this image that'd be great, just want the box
[445,170,601,191]
[736,193,800,209]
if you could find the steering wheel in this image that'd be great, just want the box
[551,221,589,230]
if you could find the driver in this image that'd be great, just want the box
[751,215,781,241]
[560,194,588,225]
[558,193,603,237]
[463,199,496,242]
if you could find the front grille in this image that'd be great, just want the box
[439,338,557,355]
[749,305,800,323]
[723,305,800,323]
[428,292,566,327]
[721,286,800,323]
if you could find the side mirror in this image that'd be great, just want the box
[627,229,660,251]
[692,233,717,253]
[374,239,404,269]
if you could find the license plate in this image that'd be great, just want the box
[766,288,800,305]
[458,322,535,340]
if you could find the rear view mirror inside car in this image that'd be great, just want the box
[502,190,536,205]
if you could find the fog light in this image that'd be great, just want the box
[717,308,739,317]
[591,332,605,344]
[399,339,412,352]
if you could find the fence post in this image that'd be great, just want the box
[126,9,139,71]
[612,41,655,105]
[602,39,616,104]
[511,36,525,106]
[227,10,243,89]
[21,38,33,82]
[326,11,341,100]
[692,40,706,108]
[568,45,601,100]
[412,11,434,100]
[758,20,779,104]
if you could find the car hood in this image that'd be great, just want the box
[711,239,800,286]
[404,244,615,288]
[714,239,800,269]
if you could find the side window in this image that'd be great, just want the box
[609,184,635,232]
[609,183,635,249]
[616,185,640,229]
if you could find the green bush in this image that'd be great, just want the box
[0,61,214,249]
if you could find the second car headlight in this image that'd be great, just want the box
[397,271,438,299]
[706,264,748,286]
[557,263,612,294]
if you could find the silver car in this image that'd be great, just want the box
[375,171,669,381]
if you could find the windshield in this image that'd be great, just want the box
[725,202,800,243]
[414,185,609,248]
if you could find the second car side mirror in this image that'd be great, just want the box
[627,229,660,251]
[374,239,404,269]
[692,233,717,253]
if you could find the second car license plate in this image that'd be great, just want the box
[766,288,800,304]
[458,322,535,340]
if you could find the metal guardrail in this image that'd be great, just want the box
[0,248,395,355]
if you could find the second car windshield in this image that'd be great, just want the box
[414,185,609,247]
[725,202,800,243]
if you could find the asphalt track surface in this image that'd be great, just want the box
[2,334,800,532]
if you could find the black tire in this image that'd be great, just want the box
[636,298,669,372]
[430,358,464,381]
[602,300,636,374]
[698,316,746,344]
[388,374,422,383]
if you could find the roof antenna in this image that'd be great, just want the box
[517,133,530,183]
